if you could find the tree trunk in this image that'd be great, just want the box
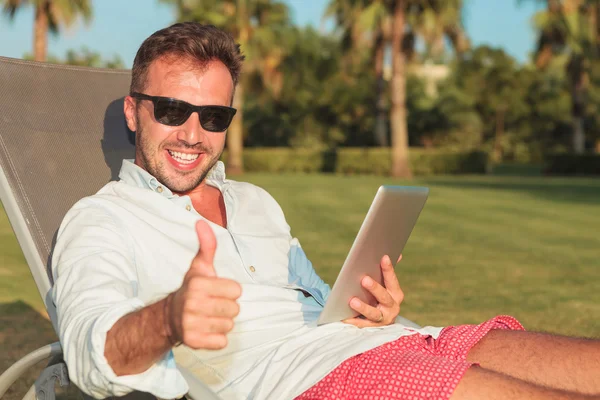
[227,84,244,175]
[390,0,412,178]
[374,36,388,147]
[493,108,505,162]
[226,0,248,174]
[591,3,600,48]
[569,62,586,154]
[572,116,585,154]
[34,1,49,61]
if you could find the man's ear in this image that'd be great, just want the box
[123,95,138,132]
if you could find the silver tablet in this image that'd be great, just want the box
[316,185,428,325]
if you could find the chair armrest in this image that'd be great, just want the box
[0,340,221,400]
[0,342,63,398]
[22,363,69,400]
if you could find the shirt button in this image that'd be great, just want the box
[249,266,256,273]
[157,186,164,193]
[185,205,192,211]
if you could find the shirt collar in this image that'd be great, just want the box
[118,159,228,197]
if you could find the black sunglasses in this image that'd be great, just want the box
[131,92,237,132]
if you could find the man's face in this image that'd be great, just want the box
[124,57,234,194]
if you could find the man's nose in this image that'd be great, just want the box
[176,111,206,145]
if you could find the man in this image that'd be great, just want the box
[52,22,599,400]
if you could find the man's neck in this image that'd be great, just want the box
[187,185,227,228]
[131,159,227,227]
[175,181,214,203]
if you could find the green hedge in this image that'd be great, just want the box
[488,163,543,176]
[239,148,325,173]
[222,148,488,175]
[544,153,600,176]
[334,148,488,175]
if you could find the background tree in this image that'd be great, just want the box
[406,73,482,150]
[524,0,600,153]
[524,56,573,157]
[325,0,391,147]
[2,0,92,61]
[244,26,377,148]
[583,58,600,150]
[453,46,531,161]
[327,0,468,178]
[23,46,125,68]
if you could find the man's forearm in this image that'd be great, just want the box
[104,294,175,376]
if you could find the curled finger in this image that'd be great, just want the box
[349,297,384,323]
[361,276,394,307]
[188,297,240,319]
[186,332,228,350]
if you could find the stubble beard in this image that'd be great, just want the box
[136,123,222,193]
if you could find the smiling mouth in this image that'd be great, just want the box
[167,150,200,165]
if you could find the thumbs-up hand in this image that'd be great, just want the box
[166,220,242,349]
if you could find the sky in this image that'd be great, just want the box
[0,0,545,68]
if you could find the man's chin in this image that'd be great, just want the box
[149,153,218,193]
[159,165,212,194]
[161,175,204,193]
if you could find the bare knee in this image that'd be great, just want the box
[465,328,513,363]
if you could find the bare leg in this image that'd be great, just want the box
[467,329,600,395]
[451,366,599,400]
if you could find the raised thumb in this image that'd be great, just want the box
[190,220,217,276]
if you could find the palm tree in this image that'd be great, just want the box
[524,0,600,153]
[327,0,467,178]
[412,0,469,61]
[326,0,391,147]
[2,0,92,61]
[161,0,291,174]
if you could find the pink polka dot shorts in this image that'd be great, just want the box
[295,315,524,400]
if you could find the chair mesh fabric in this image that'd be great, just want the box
[0,56,134,281]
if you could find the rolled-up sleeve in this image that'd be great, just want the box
[51,201,188,399]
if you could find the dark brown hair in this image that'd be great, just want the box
[130,22,244,94]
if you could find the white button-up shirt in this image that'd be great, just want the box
[51,160,443,400]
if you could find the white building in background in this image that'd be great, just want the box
[384,62,450,98]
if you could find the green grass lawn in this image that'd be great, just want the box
[245,174,600,337]
[1,174,599,397]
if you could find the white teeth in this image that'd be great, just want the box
[168,150,200,164]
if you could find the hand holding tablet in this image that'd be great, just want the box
[342,253,405,328]
[316,185,428,325]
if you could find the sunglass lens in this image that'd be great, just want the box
[154,99,190,126]
[200,107,233,132]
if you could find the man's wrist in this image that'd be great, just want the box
[162,293,181,347]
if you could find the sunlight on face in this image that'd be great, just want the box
[133,57,234,193]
